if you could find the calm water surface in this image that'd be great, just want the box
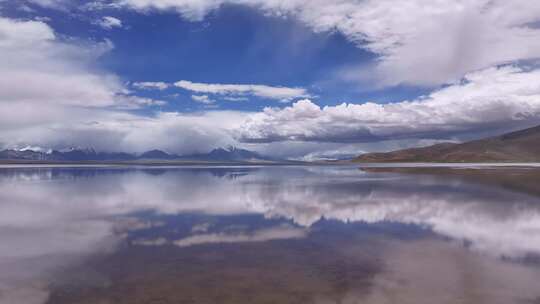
[1,166,540,304]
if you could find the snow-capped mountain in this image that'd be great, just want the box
[0,146,273,162]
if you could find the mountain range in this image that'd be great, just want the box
[5,124,539,163]
[0,146,271,162]
[354,124,540,163]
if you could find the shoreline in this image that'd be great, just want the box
[2,161,539,198]
[0,160,312,167]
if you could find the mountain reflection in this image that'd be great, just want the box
[1,166,540,303]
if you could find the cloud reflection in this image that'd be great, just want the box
[173,225,308,247]
[1,166,540,303]
[2,167,540,257]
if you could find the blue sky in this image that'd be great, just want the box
[1,0,540,159]
[3,1,429,113]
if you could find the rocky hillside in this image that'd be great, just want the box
[354,124,540,162]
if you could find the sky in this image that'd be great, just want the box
[1,0,540,159]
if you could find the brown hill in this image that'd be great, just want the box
[354,124,540,162]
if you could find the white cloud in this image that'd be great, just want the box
[223,96,249,101]
[113,0,540,86]
[297,148,364,162]
[132,237,168,246]
[175,80,310,102]
[4,4,540,157]
[191,94,215,104]
[115,94,167,109]
[0,108,246,154]
[96,16,123,29]
[0,17,148,109]
[113,0,225,21]
[131,79,310,102]
[237,66,540,143]
[26,0,70,10]
[0,17,247,154]
[132,81,169,90]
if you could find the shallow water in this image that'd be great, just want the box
[1,166,539,304]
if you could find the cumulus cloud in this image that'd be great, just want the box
[111,0,540,86]
[191,94,215,104]
[0,109,246,154]
[96,16,123,29]
[0,17,152,109]
[175,80,310,102]
[237,66,540,143]
[0,16,243,153]
[5,3,540,156]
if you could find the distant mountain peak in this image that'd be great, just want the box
[139,149,176,159]
[210,145,236,153]
[0,146,275,162]
[203,146,266,161]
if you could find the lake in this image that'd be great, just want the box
[1,165,540,304]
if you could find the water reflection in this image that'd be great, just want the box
[0,166,539,303]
